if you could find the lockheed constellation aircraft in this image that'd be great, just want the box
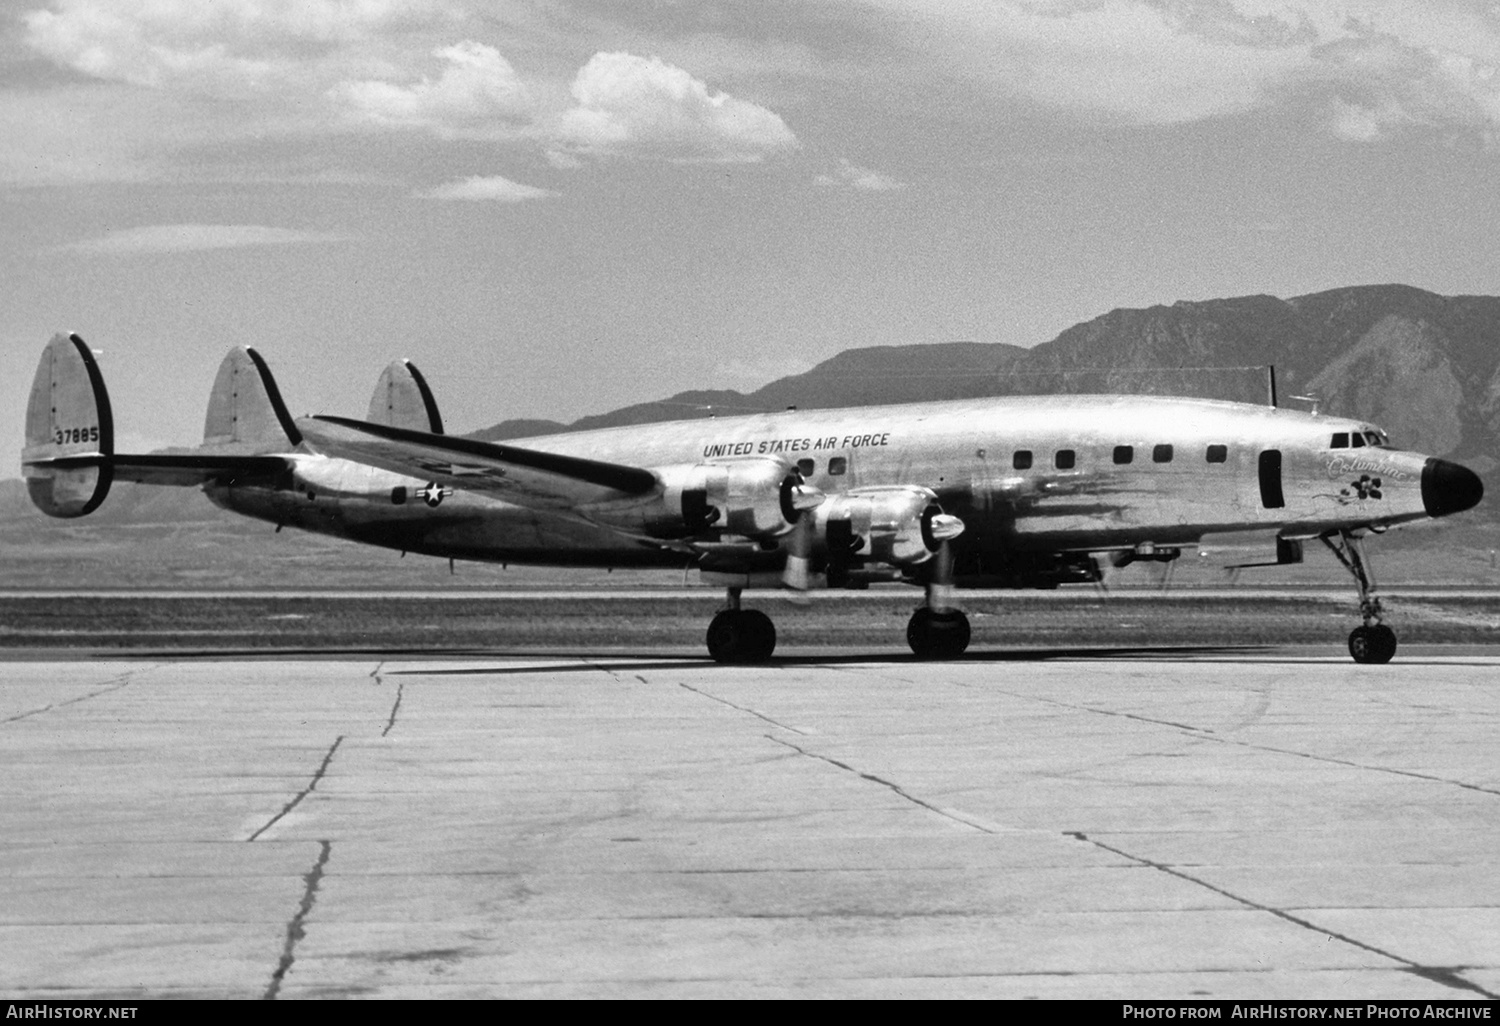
[23,333,1483,664]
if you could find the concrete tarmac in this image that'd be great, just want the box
[2,650,1498,999]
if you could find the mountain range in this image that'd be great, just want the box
[476,284,1498,478]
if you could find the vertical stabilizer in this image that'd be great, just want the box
[202,347,302,453]
[366,359,444,434]
[22,333,115,517]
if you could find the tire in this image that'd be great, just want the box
[739,609,776,661]
[706,609,775,663]
[1349,624,1396,664]
[907,608,971,659]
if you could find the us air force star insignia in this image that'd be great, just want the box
[418,482,454,508]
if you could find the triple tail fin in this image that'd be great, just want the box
[22,337,293,519]
[366,359,444,434]
[22,333,114,517]
[202,346,303,454]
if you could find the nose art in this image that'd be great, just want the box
[1422,458,1484,518]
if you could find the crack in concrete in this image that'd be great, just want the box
[248,736,344,842]
[371,661,404,736]
[678,682,808,735]
[999,690,1500,798]
[2,673,136,724]
[381,679,404,738]
[767,735,997,833]
[1067,832,1499,999]
[263,839,331,1000]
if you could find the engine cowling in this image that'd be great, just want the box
[814,486,963,566]
[654,458,813,539]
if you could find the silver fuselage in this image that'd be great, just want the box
[207,395,1441,580]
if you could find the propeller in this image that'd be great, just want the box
[920,505,964,612]
[780,472,825,594]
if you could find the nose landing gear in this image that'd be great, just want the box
[1321,530,1397,664]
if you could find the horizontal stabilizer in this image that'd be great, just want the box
[24,452,291,488]
[298,415,657,509]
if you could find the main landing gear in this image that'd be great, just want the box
[706,588,776,663]
[704,544,975,663]
[1321,530,1397,665]
[906,540,970,660]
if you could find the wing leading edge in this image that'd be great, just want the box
[297,415,658,509]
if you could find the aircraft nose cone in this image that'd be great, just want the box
[1422,458,1484,517]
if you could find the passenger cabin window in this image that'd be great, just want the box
[796,458,815,477]
[391,487,408,505]
[1113,445,1134,465]
[1205,444,1227,463]
[1152,444,1174,463]
[1013,450,1033,470]
[1331,432,1349,448]
[828,456,847,476]
[1055,449,1076,470]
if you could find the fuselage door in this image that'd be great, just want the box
[1258,449,1285,510]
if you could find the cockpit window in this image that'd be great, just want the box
[1364,430,1386,448]
[1350,432,1365,448]
[1331,432,1349,449]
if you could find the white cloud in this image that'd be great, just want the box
[15,4,796,180]
[60,223,349,254]
[1310,21,1500,143]
[815,158,905,191]
[550,52,798,162]
[841,0,1500,143]
[414,174,555,201]
[333,40,534,135]
[330,43,799,162]
[23,0,458,95]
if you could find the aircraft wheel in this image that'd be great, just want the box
[1349,624,1397,665]
[740,609,776,661]
[907,608,970,660]
[706,609,776,664]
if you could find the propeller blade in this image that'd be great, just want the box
[927,539,956,613]
[782,513,814,596]
[780,471,819,597]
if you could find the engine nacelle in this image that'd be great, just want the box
[815,486,962,566]
[651,458,808,539]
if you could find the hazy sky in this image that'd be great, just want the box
[7,0,1500,477]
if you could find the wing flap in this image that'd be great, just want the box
[297,416,658,509]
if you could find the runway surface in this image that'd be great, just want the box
[2,650,1499,999]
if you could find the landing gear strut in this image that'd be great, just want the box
[907,541,970,659]
[1321,531,1397,665]
[706,588,776,663]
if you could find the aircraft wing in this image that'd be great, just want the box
[24,453,290,488]
[297,415,659,509]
